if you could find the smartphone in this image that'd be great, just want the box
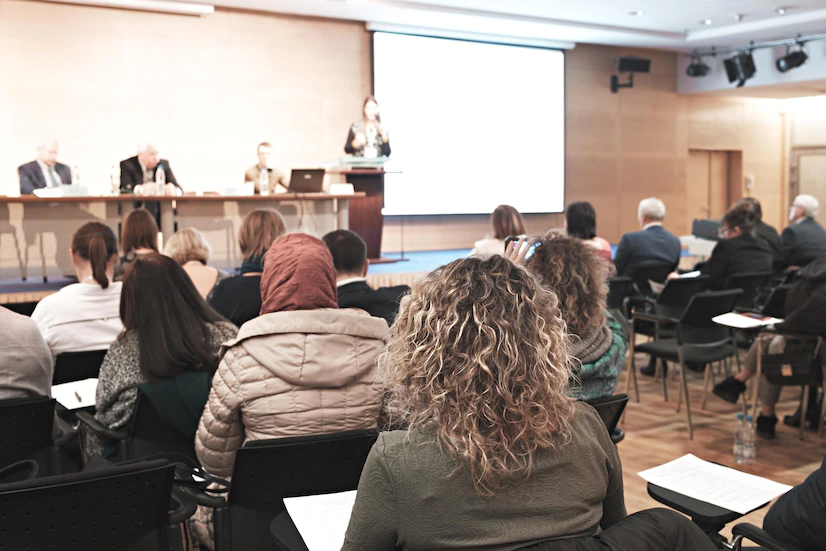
[504,236,540,260]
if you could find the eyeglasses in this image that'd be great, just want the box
[717,227,732,238]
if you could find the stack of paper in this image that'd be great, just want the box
[283,490,357,551]
[638,454,792,514]
[713,312,784,329]
[52,378,98,409]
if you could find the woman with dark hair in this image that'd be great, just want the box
[471,204,527,256]
[669,202,772,289]
[209,208,287,327]
[566,201,612,260]
[114,208,159,280]
[32,221,123,358]
[520,234,627,400]
[86,254,237,458]
[344,96,391,158]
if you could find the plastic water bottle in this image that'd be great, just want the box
[733,412,745,464]
[72,165,80,187]
[155,165,166,196]
[110,165,121,195]
[742,415,757,465]
[259,168,270,196]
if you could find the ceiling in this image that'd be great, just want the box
[202,0,826,51]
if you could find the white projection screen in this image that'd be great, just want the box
[373,32,566,216]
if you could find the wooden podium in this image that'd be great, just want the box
[344,168,386,259]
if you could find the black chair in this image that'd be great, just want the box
[77,389,198,463]
[585,394,629,444]
[628,290,744,439]
[53,349,108,384]
[0,396,68,475]
[722,271,774,310]
[728,523,806,551]
[0,458,192,551]
[206,430,379,551]
[628,262,677,298]
[607,276,633,313]
[751,331,824,440]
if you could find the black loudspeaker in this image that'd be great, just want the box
[618,56,651,73]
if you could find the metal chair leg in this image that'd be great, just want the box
[678,347,694,439]
[676,363,683,413]
[661,361,669,403]
[800,385,810,441]
[751,338,764,422]
[625,325,640,402]
[702,364,712,410]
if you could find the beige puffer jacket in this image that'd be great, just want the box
[195,307,389,478]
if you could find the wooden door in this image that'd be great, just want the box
[687,150,731,221]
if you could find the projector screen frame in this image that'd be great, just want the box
[368,30,567,217]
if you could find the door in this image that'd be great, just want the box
[792,147,826,227]
[687,150,736,221]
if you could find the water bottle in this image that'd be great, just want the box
[110,165,121,195]
[742,415,757,465]
[733,412,745,464]
[72,165,80,187]
[259,168,270,196]
[155,165,166,196]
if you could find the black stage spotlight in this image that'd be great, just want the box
[777,48,808,72]
[686,55,710,77]
[724,51,756,87]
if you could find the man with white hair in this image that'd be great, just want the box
[778,194,826,268]
[119,142,179,193]
[18,140,72,195]
[613,197,682,277]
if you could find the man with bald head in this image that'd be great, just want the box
[18,140,73,194]
[119,142,179,193]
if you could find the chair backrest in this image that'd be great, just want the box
[585,394,629,436]
[53,350,108,384]
[677,290,744,346]
[629,262,677,296]
[227,430,379,550]
[607,277,633,311]
[124,390,198,463]
[0,459,175,550]
[722,272,774,309]
[654,276,710,317]
[761,284,790,319]
[0,396,55,472]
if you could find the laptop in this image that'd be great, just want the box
[288,169,325,193]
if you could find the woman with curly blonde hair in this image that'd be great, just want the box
[521,233,628,400]
[342,255,626,550]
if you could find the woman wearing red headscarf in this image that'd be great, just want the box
[192,233,389,548]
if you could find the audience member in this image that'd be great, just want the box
[322,229,409,325]
[87,254,237,459]
[194,233,388,548]
[31,222,123,358]
[244,142,287,194]
[778,194,826,268]
[209,208,286,327]
[739,197,780,259]
[515,235,627,400]
[119,142,179,193]
[114,209,159,280]
[18,140,72,195]
[762,453,826,550]
[713,257,826,439]
[342,255,625,549]
[471,204,526,256]
[0,306,52,400]
[164,228,230,301]
[613,197,681,277]
[566,201,612,260]
[670,202,772,289]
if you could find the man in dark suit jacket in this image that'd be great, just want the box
[119,142,180,193]
[613,197,682,277]
[322,229,409,325]
[763,453,826,550]
[18,140,72,195]
[778,194,826,268]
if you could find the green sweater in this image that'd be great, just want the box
[342,401,626,551]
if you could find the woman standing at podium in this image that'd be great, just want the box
[344,96,391,158]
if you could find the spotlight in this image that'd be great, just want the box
[777,47,808,72]
[724,51,756,87]
[686,55,711,77]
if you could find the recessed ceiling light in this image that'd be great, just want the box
[700,19,713,25]
[629,10,643,16]
[734,13,744,22]
[776,7,787,15]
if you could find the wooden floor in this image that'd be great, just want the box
[618,352,825,540]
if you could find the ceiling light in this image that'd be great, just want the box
[734,13,744,22]
[629,10,643,16]
[777,47,808,72]
[724,52,756,87]
[686,55,711,77]
[700,19,713,25]
[776,7,787,15]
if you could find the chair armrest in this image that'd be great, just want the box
[731,523,806,551]
[757,329,821,343]
[632,311,680,325]
[168,486,198,525]
[270,511,310,551]
[626,296,655,310]
[75,411,128,441]
[0,459,39,484]
[52,416,78,448]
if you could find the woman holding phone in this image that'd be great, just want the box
[344,96,391,159]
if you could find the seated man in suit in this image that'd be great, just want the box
[119,142,180,193]
[18,140,72,195]
[778,194,826,269]
[244,142,288,194]
[322,229,409,325]
[739,197,780,259]
[613,197,682,277]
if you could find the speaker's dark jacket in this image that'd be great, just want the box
[18,161,72,195]
[613,225,682,277]
[778,217,826,268]
[337,281,409,325]
[119,156,180,192]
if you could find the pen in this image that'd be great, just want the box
[75,392,82,402]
